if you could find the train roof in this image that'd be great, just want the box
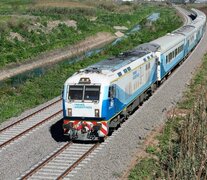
[135,43,160,52]
[191,9,206,25]
[151,33,185,53]
[191,17,205,27]
[173,25,196,36]
[191,8,206,18]
[87,51,148,72]
[85,43,159,73]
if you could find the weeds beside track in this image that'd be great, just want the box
[129,54,207,179]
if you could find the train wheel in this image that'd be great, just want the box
[115,124,121,130]
[98,137,105,143]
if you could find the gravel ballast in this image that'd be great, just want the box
[0,114,66,180]
[0,96,64,180]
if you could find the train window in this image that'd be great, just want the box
[181,45,182,51]
[175,49,178,56]
[127,67,131,71]
[123,69,128,73]
[84,86,100,101]
[117,72,122,77]
[166,55,168,63]
[181,45,184,51]
[179,46,181,52]
[169,53,172,61]
[69,85,83,100]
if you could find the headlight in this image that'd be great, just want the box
[95,109,99,117]
[68,108,72,116]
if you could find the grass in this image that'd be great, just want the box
[129,54,207,179]
[146,146,157,154]
[129,158,160,179]
[0,5,182,124]
[0,1,166,68]
[178,53,207,109]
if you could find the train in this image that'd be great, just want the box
[62,8,206,141]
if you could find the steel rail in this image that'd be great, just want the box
[21,142,72,180]
[0,110,62,149]
[0,98,61,133]
[20,142,103,180]
[57,143,99,179]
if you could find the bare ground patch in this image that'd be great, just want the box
[27,20,77,33]
[8,32,25,42]
[166,108,191,118]
[34,1,94,9]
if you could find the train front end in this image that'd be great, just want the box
[62,72,108,141]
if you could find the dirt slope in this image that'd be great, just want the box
[0,32,116,81]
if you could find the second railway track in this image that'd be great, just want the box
[0,98,62,149]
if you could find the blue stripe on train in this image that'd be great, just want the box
[101,64,157,120]
[160,50,185,79]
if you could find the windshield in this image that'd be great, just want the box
[84,86,100,100]
[68,85,100,101]
[69,85,84,100]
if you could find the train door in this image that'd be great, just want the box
[155,52,161,81]
[108,84,117,115]
[185,40,189,56]
[140,64,145,87]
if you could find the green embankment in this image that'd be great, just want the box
[0,4,182,124]
[1,1,164,68]
[129,54,207,179]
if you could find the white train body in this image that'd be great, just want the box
[63,45,158,140]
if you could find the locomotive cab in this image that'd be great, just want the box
[62,74,109,141]
[67,83,101,117]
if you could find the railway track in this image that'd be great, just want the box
[174,6,193,25]
[0,98,62,149]
[20,142,99,180]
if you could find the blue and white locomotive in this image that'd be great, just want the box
[62,8,206,141]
